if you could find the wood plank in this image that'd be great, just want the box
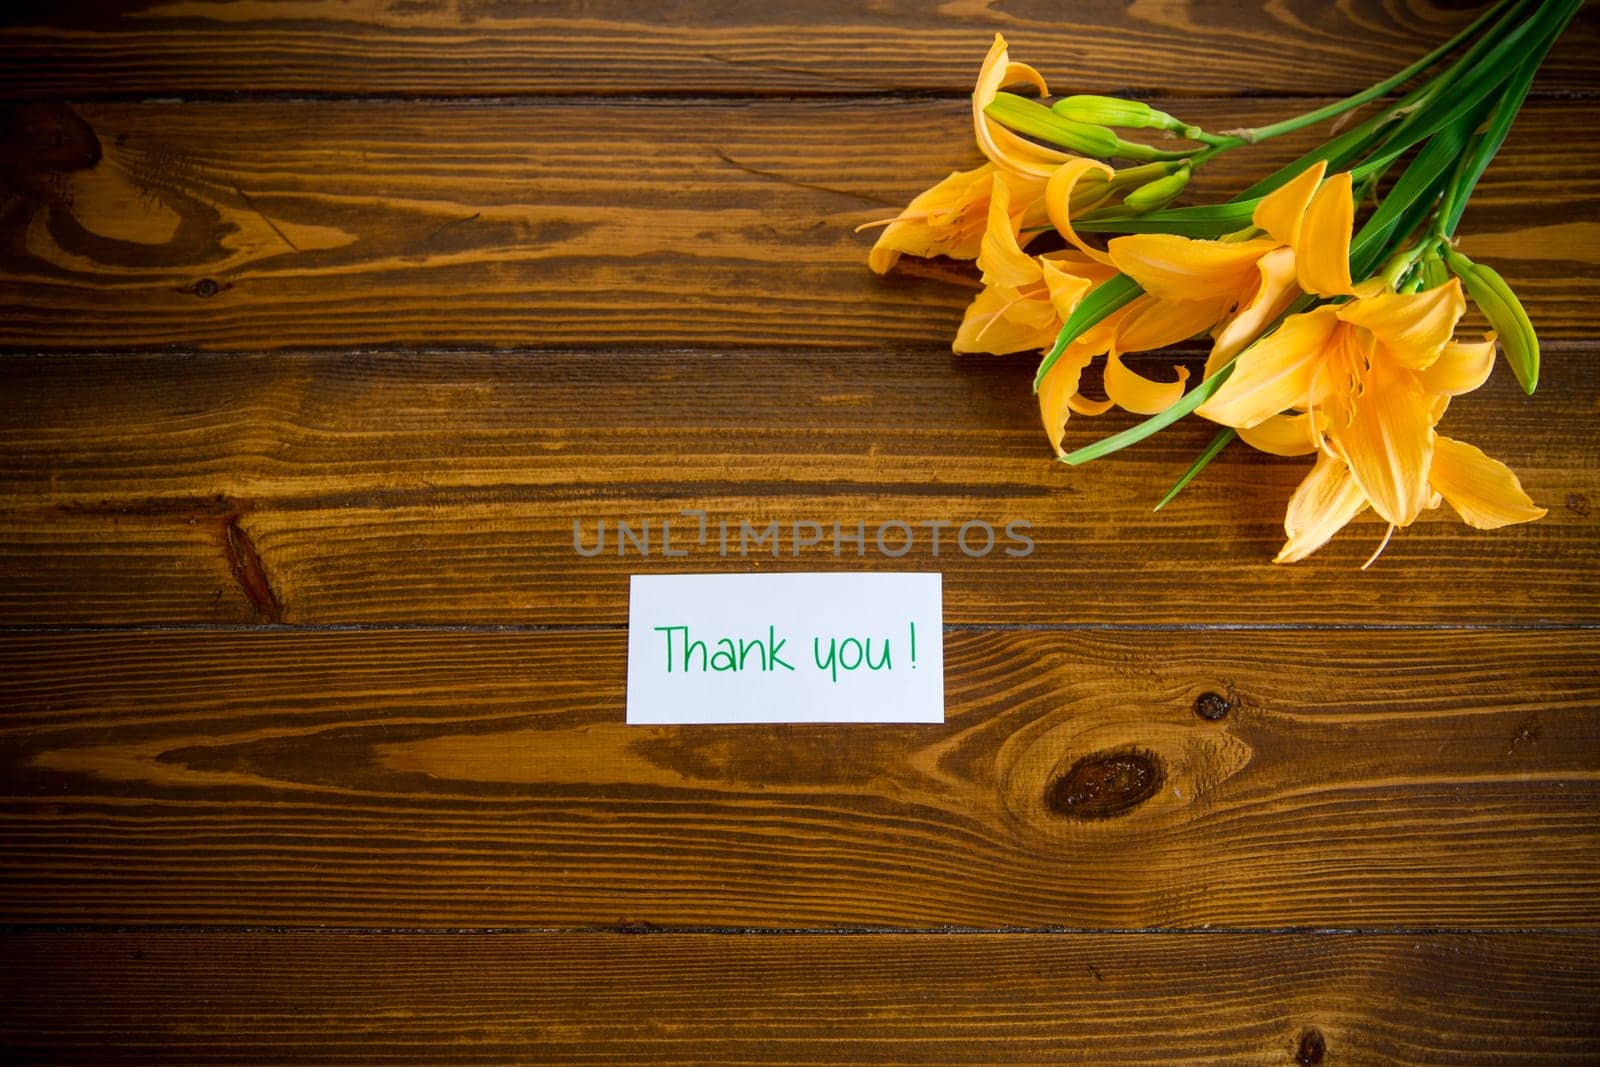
[2,628,1596,928]
[2,0,1594,99]
[0,97,1595,352]
[0,346,1594,627]
[3,931,1597,1064]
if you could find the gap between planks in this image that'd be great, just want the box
[4,924,1598,936]
[1,622,1596,635]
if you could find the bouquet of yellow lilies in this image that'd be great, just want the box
[862,0,1574,565]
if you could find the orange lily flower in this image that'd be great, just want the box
[1041,159,1242,423]
[1198,284,1545,561]
[970,34,1071,181]
[862,34,1069,274]
[1042,162,1353,435]
[1200,280,1474,528]
[1102,159,1355,376]
[862,164,1044,274]
[953,178,1117,356]
[1277,431,1546,564]
[1175,145,1550,553]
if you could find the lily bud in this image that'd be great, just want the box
[986,93,1122,158]
[1052,95,1183,132]
[1122,165,1191,213]
[1445,249,1539,394]
[1067,170,1116,215]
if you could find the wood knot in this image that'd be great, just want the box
[1295,1027,1326,1065]
[188,277,223,298]
[222,515,283,623]
[1193,691,1231,721]
[1043,748,1164,820]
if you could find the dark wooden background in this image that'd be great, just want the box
[2,2,1598,1062]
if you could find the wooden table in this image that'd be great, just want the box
[2,3,1598,1062]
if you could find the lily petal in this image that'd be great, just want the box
[1105,347,1189,414]
[1336,279,1465,370]
[1418,333,1497,396]
[976,178,1039,290]
[1208,245,1300,375]
[1116,292,1231,353]
[1429,435,1547,529]
[1198,306,1341,429]
[1068,393,1115,416]
[1238,411,1323,457]
[1038,257,1097,323]
[953,285,1057,355]
[1107,233,1279,301]
[1038,341,1103,456]
[1002,60,1050,97]
[974,35,1071,180]
[1326,359,1434,527]
[1275,452,1369,563]
[1251,160,1327,248]
[1294,170,1354,297]
[1044,158,1118,266]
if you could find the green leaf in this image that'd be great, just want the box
[1154,428,1236,511]
[1349,117,1472,278]
[1075,200,1256,237]
[1033,275,1141,393]
[1239,0,1527,200]
[1440,4,1576,235]
[1357,6,1551,179]
[1061,361,1237,465]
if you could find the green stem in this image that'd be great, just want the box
[1354,0,1561,181]
[1231,0,1522,144]
[1077,0,1537,237]
[1183,127,1233,149]
[1061,363,1237,466]
[1436,0,1578,236]
[1240,0,1535,201]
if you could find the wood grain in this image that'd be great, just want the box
[1,346,1593,627]
[3,930,1598,1064]
[2,0,1595,99]
[3,2,1596,1059]
[2,628,1595,928]
[0,98,1595,352]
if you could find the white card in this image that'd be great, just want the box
[626,572,943,725]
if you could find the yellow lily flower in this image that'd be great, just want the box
[862,33,1064,274]
[1041,162,1353,431]
[1196,274,1544,563]
[1103,159,1356,378]
[861,164,1046,275]
[953,178,1117,356]
[972,34,1072,181]
[1044,159,1241,417]
[1199,280,1470,528]
[1276,431,1545,564]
